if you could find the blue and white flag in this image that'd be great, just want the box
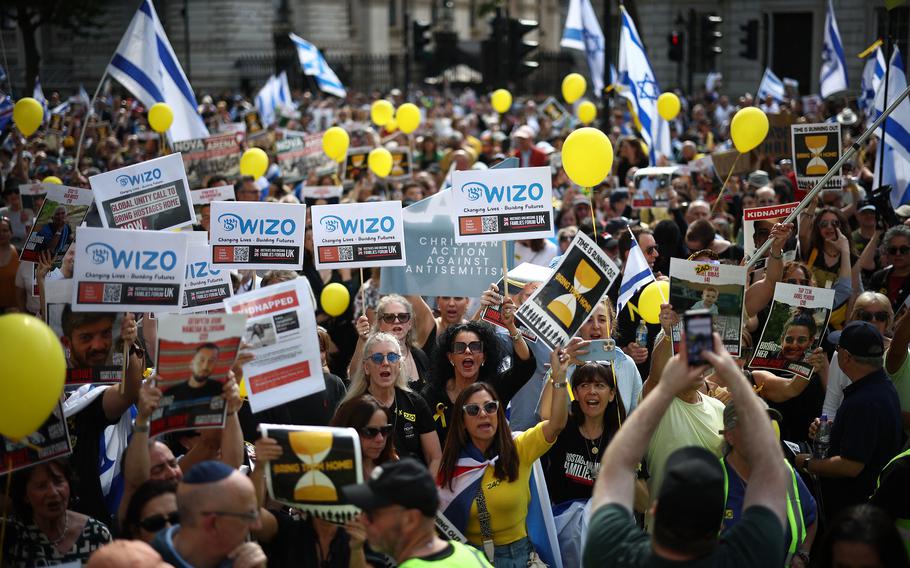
[617,5,670,165]
[255,71,292,126]
[617,239,655,313]
[0,94,12,132]
[289,33,346,99]
[106,0,208,142]
[561,0,605,94]
[757,67,786,102]
[860,47,886,127]
[873,48,910,206]
[820,0,849,98]
[33,77,50,122]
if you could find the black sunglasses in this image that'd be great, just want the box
[359,425,393,438]
[857,310,889,323]
[452,341,483,354]
[888,246,910,255]
[380,313,411,324]
[463,400,499,417]
[139,512,180,532]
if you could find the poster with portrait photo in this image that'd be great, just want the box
[151,313,247,436]
[669,258,747,356]
[748,283,834,379]
[190,185,234,231]
[17,181,47,213]
[0,402,72,477]
[19,184,92,264]
[261,424,363,522]
[742,202,799,262]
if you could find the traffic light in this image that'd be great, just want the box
[508,18,539,81]
[700,14,723,61]
[739,19,759,60]
[412,20,433,65]
[434,30,459,71]
[668,30,684,62]
[482,16,510,87]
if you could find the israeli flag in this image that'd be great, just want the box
[255,71,292,126]
[820,0,849,98]
[617,5,670,165]
[289,33,346,99]
[618,240,655,313]
[561,0,605,94]
[860,47,886,127]
[0,94,12,132]
[106,0,208,142]
[872,48,910,206]
[33,77,50,122]
[757,67,786,102]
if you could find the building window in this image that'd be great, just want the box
[876,7,909,57]
[390,0,397,27]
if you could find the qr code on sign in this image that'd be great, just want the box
[103,284,121,303]
[233,247,249,262]
[482,216,498,233]
[338,246,354,261]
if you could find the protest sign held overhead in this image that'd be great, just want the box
[276,132,334,183]
[210,201,306,270]
[19,184,92,264]
[452,165,553,243]
[0,403,71,477]
[387,147,412,180]
[89,153,196,230]
[344,147,370,181]
[300,185,343,203]
[181,232,233,313]
[17,181,47,212]
[151,313,247,436]
[516,232,620,350]
[749,283,835,379]
[224,278,326,413]
[311,201,406,270]
[791,122,842,191]
[631,167,673,208]
[262,424,363,522]
[760,113,797,161]
[71,227,188,313]
[190,184,234,226]
[481,261,552,342]
[742,202,798,261]
[171,132,241,189]
[541,96,570,125]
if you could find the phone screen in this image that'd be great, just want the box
[684,309,714,366]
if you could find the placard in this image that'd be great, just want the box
[19,184,92,264]
[742,202,798,260]
[541,96,569,124]
[210,201,306,270]
[632,173,671,208]
[182,233,233,313]
[311,201,406,270]
[388,147,412,180]
[190,185,235,222]
[276,133,333,183]
[515,232,620,350]
[72,227,188,313]
[300,185,343,203]
[0,403,71,476]
[262,424,362,522]
[89,153,196,230]
[791,122,842,191]
[344,147,371,181]
[223,278,326,413]
[171,133,242,189]
[17,181,47,212]
[748,283,834,378]
[761,113,797,161]
[151,313,247,436]
[669,258,746,356]
[480,262,551,342]
[452,166,553,243]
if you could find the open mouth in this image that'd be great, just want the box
[584,397,601,410]
[476,422,494,433]
[587,331,602,339]
[460,358,475,371]
[379,370,392,379]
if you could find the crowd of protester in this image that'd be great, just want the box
[0,78,909,568]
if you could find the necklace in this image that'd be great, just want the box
[46,512,68,547]
[580,423,605,457]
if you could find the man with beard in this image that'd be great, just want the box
[166,343,225,402]
[35,205,72,257]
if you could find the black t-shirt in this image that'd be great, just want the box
[869,452,910,521]
[544,422,613,505]
[767,375,824,445]
[263,511,350,568]
[239,373,347,442]
[390,388,436,464]
[68,395,119,528]
[164,378,224,402]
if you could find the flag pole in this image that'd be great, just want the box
[877,16,894,189]
[626,226,665,303]
[748,79,910,270]
[74,69,110,175]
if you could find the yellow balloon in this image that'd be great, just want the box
[730,107,769,153]
[13,97,44,136]
[322,127,350,161]
[368,148,393,178]
[657,92,681,121]
[491,89,512,114]
[638,281,670,324]
[577,101,597,125]
[562,127,614,188]
[385,118,398,133]
[0,314,66,440]
[43,176,63,185]
[562,73,587,104]
[321,282,351,317]
[371,100,394,126]
[148,102,174,133]
[239,147,269,179]
[395,103,421,134]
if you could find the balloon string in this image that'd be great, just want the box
[360,268,366,315]
[0,456,12,567]
[711,153,741,214]
[501,242,509,299]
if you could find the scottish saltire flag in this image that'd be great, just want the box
[255,71,292,126]
[757,68,787,102]
[0,94,12,131]
[289,33,346,98]
[561,0,605,93]
[617,5,670,165]
[618,239,655,313]
[107,0,208,141]
[820,0,849,98]
[860,47,886,127]
[872,48,910,206]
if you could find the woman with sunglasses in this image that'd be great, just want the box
[342,332,442,475]
[350,294,430,389]
[437,373,569,568]
[798,206,856,319]
[121,480,178,543]
[867,225,910,313]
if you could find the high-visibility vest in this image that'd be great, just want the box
[721,458,806,559]
[876,447,910,558]
[399,541,493,568]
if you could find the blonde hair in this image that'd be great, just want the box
[851,292,894,329]
[342,332,411,404]
[372,294,417,347]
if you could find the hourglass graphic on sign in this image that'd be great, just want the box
[289,430,338,502]
[805,135,830,175]
[547,259,601,327]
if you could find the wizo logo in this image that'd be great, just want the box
[116,168,163,187]
[320,215,394,234]
[86,242,178,271]
[217,213,296,235]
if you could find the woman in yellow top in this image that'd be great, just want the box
[436,341,576,568]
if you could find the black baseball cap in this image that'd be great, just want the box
[655,447,725,538]
[341,458,438,517]
[827,321,885,358]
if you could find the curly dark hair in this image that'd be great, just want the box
[120,479,177,539]
[569,363,626,434]
[330,394,398,466]
[10,459,75,522]
[429,321,505,390]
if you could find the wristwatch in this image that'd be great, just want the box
[133,421,150,434]
[509,329,522,341]
[794,550,810,565]
[551,381,567,389]
[802,456,811,473]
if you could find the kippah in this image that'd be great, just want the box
[183,460,235,484]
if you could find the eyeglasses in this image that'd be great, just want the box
[367,352,401,365]
[380,313,411,324]
[452,341,483,354]
[783,335,811,345]
[818,219,840,229]
[139,512,180,532]
[644,245,659,255]
[785,278,810,286]
[857,310,889,323]
[359,424,393,438]
[201,510,260,523]
[463,400,499,416]
[559,234,576,242]
[888,245,910,255]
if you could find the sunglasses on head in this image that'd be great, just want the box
[139,512,180,532]
[857,310,889,323]
[380,313,411,324]
[819,219,840,229]
[359,425,393,438]
[463,400,499,417]
[367,352,401,365]
[452,341,483,354]
[888,245,910,255]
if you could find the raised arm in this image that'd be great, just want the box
[541,339,586,442]
[857,231,881,272]
[220,373,245,468]
[745,223,791,317]
[886,309,910,375]
[102,313,144,421]
[500,297,530,361]
[118,379,160,522]
[407,294,436,347]
[798,201,817,260]
[641,304,677,399]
